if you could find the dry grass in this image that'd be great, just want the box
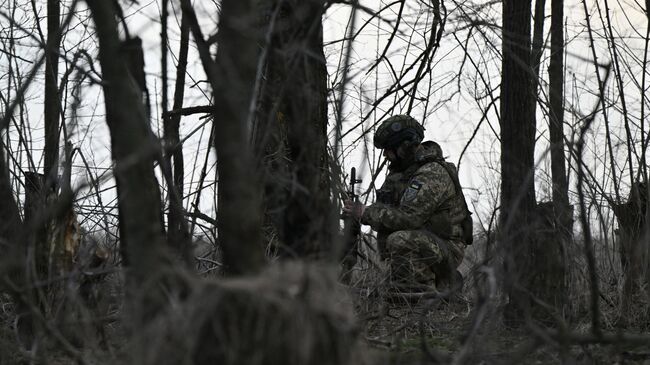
[127,261,374,365]
[1,232,649,364]
[346,233,650,364]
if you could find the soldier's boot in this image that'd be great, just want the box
[384,257,439,305]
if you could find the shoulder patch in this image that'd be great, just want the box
[401,180,423,203]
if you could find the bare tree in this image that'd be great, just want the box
[43,0,60,181]
[2,0,650,362]
[254,0,331,258]
[0,140,29,345]
[164,10,192,264]
[85,0,170,326]
[546,0,571,310]
[181,0,265,275]
[499,0,540,323]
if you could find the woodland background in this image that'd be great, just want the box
[0,0,649,364]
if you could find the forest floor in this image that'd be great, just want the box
[2,264,650,365]
[354,287,650,365]
[348,239,650,365]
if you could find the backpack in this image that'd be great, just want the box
[434,160,474,245]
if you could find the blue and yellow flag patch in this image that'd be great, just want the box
[401,180,423,203]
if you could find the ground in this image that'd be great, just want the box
[351,282,650,364]
[1,260,650,364]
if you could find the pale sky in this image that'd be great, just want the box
[1,0,647,236]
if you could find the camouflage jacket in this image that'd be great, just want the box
[361,141,466,242]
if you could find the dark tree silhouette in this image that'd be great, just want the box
[86,0,170,329]
[0,142,29,345]
[254,0,331,258]
[546,0,571,311]
[164,12,192,264]
[44,0,60,182]
[499,0,539,323]
[181,0,266,275]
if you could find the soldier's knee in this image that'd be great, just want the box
[386,231,418,255]
[386,230,408,246]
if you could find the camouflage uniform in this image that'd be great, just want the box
[361,141,466,289]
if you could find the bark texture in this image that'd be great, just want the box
[0,142,29,344]
[546,0,570,313]
[613,182,649,323]
[86,0,168,323]
[500,0,540,324]
[165,14,191,262]
[44,0,60,181]
[180,0,266,275]
[254,0,330,258]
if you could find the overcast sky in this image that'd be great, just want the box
[1,0,647,234]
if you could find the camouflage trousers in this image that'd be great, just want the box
[385,230,463,289]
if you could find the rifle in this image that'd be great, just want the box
[340,167,362,284]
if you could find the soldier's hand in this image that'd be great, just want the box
[342,199,365,220]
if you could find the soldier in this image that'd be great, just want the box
[343,115,470,292]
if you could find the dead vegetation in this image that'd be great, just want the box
[343,233,650,364]
[1,260,378,365]
[0,231,649,364]
[0,0,649,363]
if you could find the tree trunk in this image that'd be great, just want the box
[547,0,570,312]
[531,0,546,81]
[500,0,539,324]
[254,0,330,258]
[549,0,568,208]
[86,0,169,325]
[0,142,30,345]
[44,0,60,182]
[0,149,21,249]
[29,0,64,317]
[212,0,265,275]
[180,0,265,275]
[164,14,191,263]
[613,182,648,324]
[23,172,47,291]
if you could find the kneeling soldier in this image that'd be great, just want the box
[343,115,471,292]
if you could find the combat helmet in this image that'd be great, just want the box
[374,115,425,149]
